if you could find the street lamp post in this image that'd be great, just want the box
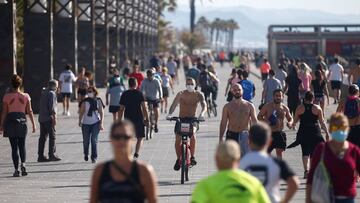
[118,0,126,65]
[77,0,96,85]
[94,0,109,87]
[24,0,54,113]
[53,0,78,79]
[108,0,118,71]
[125,0,134,61]
[0,0,16,107]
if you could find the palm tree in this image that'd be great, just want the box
[190,0,196,33]
[196,16,210,45]
[227,19,239,50]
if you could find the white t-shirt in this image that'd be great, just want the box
[329,63,344,81]
[240,151,295,203]
[82,99,102,125]
[59,70,76,93]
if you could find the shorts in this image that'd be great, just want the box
[146,98,160,108]
[314,96,324,103]
[331,80,342,90]
[61,93,71,98]
[174,117,199,137]
[268,131,287,152]
[109,105,120,113]
[77,88,87,96]
[298,126,324,156]
[225,130,250,156]
[261,73,269,81]
[162,86,169,98]
[347,125,360,148]
[133,121,145,138]
[170,73,176,79]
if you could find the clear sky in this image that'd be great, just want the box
[176,0,360,15]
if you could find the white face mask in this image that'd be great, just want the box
[88,93,94,98]
[186,85,195,92]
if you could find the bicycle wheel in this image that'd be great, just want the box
[145,126,149,140]
[185,145,189,182]
[149,124,153,139]
[181,143,186,184]
[207,99,211,118]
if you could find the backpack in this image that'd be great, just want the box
[239,80,254,101]
[311,144,334,203]
[344,96,359,119]
[199,72,212,89]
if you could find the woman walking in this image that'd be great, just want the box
[79,86,104,163]
[299,63,312,99]
[0,75,36,177]
[306,113,360,203]
[284,66,303,116]
[90,120,157,203]
[291,91,329,179]
[311,70,329,113]
[160,67,174,114]
[76,67,90,104]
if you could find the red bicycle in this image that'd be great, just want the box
[167,117,204,184]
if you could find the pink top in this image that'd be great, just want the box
[2,92,31,113]
[231,77,240,85]
[299,72,312,91]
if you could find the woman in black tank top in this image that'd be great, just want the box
[311,70,329,113]
[90,120,158,203]
[291,91,329,179]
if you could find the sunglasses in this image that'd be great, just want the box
[111,134,132,141]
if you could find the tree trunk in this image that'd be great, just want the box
[190,0,196,33]
[215,29,219,51]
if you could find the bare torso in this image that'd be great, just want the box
[179,91,202,118]
[225,100,252,132]
[350,67,360,84]
[261,102,289,132]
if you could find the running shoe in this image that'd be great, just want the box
[173,159,180,171]
[13,170,20,177]
[154,124,159,133]
[21,165,28,176]
[190,157,197,166]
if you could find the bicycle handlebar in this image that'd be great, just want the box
[166,117,205,122]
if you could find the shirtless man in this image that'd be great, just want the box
[167,78,207,171]
[336,84,360,148]
[257,89,293,159]
[348,59,360,86]
[219,83,257,156]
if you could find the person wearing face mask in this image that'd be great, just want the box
[37,80,61,162]
[79,86,105,163]
[336,84,360,148]
[90,120,158,203]
[219,83,258,156]
[141,69,163,133]
[257,89,293,159]
[167,78,207,170]
[306,113,360,203]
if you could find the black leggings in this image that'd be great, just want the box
[9,137,26,170]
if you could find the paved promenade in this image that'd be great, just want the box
[0,63,359,202]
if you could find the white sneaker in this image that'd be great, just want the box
[66,111,71,116]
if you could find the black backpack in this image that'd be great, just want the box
[199,72,212,89]
[344,97,359,119]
